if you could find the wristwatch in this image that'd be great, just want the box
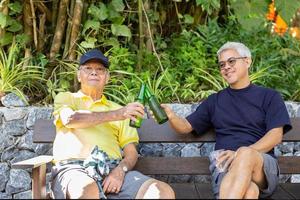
[121,165,128,173]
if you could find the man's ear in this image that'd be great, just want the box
[246,58,252,69]
[77,71,81,82]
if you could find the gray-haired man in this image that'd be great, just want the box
[161,42,292,198]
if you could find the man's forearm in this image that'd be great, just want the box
[249,127,283,153]
[118,143,138,171]
[65,109,122,129]
[168,114,193,134]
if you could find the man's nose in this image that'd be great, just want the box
[223,62,231,70]
[90,69,98,75]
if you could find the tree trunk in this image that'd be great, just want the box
[63,0,75,59]
[50,0,70,59]
[143,0,153,51]
[23,48,32,70]
[68,0,84,61]
[137,0,144,71]
[23,0,33,45]
[30,0,38,49]
[52,0,59,29]
[37,13,46,52]
[37,2,52,22]
[0,0,9,39]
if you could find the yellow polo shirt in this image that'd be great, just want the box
[52,91,139,161]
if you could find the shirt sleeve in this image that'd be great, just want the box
[265,92,292,134]
[186,98,213,135]
[53,92,75,128]
[118,119,139,148]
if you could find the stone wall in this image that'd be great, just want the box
[0,93,299,199]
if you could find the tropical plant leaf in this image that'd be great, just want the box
[111,0,125,12]
[229,0,268,30]
[8,1,22,15]
[111,24,132,38]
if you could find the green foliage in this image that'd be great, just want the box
[229,0,268,31]
[0,0,23,46]
[81,0,132,49]
[276,0,300,24]
[0,0,299,105]
[196,0,220,15]
[0,41,45,103]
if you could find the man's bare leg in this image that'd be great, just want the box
[135,178,175,199]
[243,181,259,199]
[219,147,266,199]
[67,174,99,199]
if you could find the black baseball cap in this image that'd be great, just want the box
[79,49,109,68]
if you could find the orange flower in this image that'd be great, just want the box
[274,15,288,36]
[266,1,276,21]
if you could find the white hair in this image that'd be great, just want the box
[217,42,251,58]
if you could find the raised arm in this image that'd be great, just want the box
[161,104,193,134]
[60,102,144,129]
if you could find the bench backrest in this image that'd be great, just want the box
[34,118,300,143]
[33,118,300,175]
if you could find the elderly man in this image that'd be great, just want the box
[161,42,292,199]
[51,49,175,199]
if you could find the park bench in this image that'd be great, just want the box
[12,117,300,199]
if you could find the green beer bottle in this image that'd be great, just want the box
[129,83,146,128]
[144,85,168,124]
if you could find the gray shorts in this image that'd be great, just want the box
[209,153,279,199]
[51,163,151,199]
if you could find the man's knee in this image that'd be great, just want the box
[244,182,259,199]
[137,179,175,199]
[234,147,262,164]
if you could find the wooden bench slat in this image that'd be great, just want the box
[134,157,211,175]
[169,183,297,199]
[135,157,300,175]
[33,118,300,143]
[195,183,214,199]
[33,120,56,143]
[271,184,295,199]
[278,157,300,174]
[280,183,300,199]
[170,183,200,199]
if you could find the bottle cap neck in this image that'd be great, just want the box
[144,85,153,99]
[137,83,146,101]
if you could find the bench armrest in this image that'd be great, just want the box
[12,155,53,199]
[11,155,53,169]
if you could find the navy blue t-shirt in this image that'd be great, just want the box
[186,84,292,158]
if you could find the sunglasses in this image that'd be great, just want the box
[218,57,247,70]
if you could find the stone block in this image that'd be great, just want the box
[162,143,184,157]
[181,143,201,157]
[139,143,163,157]
[1,93,27,107]
[13,190,32,199]
[194,175,212,183]
[168,175,192,183]
[0,163,9,191]
[277,142,294,154]
[10,150,37,164]
[200,143,215,156]
[291,175,300,183]
[0,192,12,199]
[0,130,16,152]
[26,107,53,129]
[3,119,27,136]
[6,169,31,194]
[0,107,28,121]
